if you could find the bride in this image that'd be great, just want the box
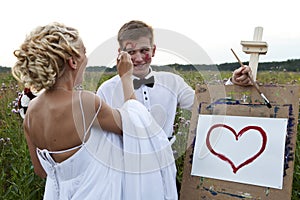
[12,22,177,200]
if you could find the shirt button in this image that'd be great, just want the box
[145,97,148,100]
[144,91,146,94]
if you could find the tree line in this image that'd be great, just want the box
[86,58,300,72]
[1,58,299,73]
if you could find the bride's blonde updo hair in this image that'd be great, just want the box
[12,22,81,91]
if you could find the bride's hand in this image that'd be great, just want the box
[117,51,133,78]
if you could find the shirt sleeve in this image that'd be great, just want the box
[225,78,234,85]
[96,86,105,99]
[176,75,195,110]
[96,76,118,105]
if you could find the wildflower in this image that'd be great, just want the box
[173,123,179,130]
[0,137,11,145]
[11,108,19,114]
[176,131,183,136]
[184,120,190,128]
[179,116,186,124]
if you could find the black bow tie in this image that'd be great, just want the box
[133,76,155,89]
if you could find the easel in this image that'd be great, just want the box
[180,27,299,199]
[241,26,268,81]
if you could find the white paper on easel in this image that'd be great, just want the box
[191,114,288,189]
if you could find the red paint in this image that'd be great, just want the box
[144,53,151,62]
[123,42,136,50]
[206,124,267,174]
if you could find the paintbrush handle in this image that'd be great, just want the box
[247,71,261,93]
[230,49,244,67]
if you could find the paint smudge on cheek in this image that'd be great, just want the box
[144,53,151,62]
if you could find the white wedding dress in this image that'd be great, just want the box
[36,96,177,200]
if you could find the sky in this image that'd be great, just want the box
[1,0,299,68]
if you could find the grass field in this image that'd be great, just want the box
[1,70,299,199]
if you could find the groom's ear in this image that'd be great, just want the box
[152,45,156,57]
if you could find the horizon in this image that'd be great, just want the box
[2,57,299,69]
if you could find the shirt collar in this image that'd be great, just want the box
[132,66,154,80]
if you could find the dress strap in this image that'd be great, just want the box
[37,144,84,154]
[79,91,102,144]
[79,91,87,137]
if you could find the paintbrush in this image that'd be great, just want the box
[230,48,272,108]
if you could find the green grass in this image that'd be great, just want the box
[1,71,299,199]
[0,72,45,199]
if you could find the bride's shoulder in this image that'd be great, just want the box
[79,90,102,110]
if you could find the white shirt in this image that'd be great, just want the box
[97,68,195,137]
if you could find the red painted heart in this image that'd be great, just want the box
[206,124,267,174]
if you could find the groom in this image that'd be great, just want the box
[97,20,251,139]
